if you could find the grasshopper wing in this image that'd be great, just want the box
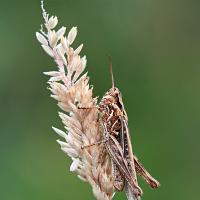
[103,122,142,198]
[120,117,160,193]
[120,117,143,200]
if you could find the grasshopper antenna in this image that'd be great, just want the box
[108,55,115,88]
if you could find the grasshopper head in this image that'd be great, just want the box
[99,58,128,120]
[104,87,128,120]
[102,87,121,104]
[107,87,121,101]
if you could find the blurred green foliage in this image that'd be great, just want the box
[0,0,200,199]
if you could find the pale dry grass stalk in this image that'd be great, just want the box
[36,2,114,200]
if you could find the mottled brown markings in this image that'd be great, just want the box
[80,61,160,199]
[98,80,160,199]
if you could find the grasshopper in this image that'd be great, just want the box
[81,60,160,200]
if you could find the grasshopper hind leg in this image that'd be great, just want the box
[112,160,125,191]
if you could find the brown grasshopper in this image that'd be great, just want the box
[81,60,160,200]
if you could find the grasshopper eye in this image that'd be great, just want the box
[114,94,119,102]
[108,104,112,109]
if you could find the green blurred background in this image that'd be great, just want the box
[1,0,200,199]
